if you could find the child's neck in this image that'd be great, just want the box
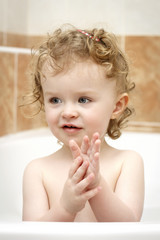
[59,144,74,161]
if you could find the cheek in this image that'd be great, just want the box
[45,108,57,126]
[45,109,61,138]
[89,103,114,121]
[84,108,112,134]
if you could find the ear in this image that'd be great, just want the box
[111,93,129,119]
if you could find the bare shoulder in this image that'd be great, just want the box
[23,148,63,180]
[23,159,43,187]
[108,147,144,175]
[23,153,55,178]
[117,149,144,180]
[24,156,46,173]
[121,149,144,166]
[107,144,144,167]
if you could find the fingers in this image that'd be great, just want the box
[81,135,90,154]
[74,172,101,199]
[69,156,83,178]
[75,173,94,194]
[69,139,81,159]
[83,186,102,200]
[69,155,99,192]
[69,156,89,181]
[91,132,100,145]
[69,132,101,179]
[91,132,101,153]
[72,160,89,183]
[88,133,101,164]
[81,133,101,156]
[69,132,101,159]
[92,152,100,169]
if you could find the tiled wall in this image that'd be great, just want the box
[0,33,160,136]
[0,0,160,136]
[125,37,160,121]
[0,44,46,136]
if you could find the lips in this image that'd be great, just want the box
[62,124,82,133]
[62,123,79,128]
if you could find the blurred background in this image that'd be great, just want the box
[0,0,160,136]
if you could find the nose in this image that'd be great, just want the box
[61,103,79,119]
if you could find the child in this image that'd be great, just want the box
[22,25,144,222]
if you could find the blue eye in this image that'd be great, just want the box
[50,97,62,104]
[78,97,90,104]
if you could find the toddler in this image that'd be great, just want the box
[22,25,144,222]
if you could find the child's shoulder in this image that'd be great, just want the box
[118,148,142,157]
[116,148,144,169]
[23,152,57,177]
[108,144,143,166]
[122,149,143,161]
[23,156,47,178]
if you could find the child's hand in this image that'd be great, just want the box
[60,155,100,216]
[69,133,101,189]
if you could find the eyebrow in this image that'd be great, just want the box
[44,89,99,96]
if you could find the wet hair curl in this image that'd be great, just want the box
[25,24,135,139]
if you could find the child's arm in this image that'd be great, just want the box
[22,156,100,222]
[89,152,144,221]
[69,134,144,222]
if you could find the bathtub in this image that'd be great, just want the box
[0,127,160,239]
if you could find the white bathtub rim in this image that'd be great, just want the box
[0,222,160,235]
[0,128,53,143]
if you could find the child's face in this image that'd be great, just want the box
[41,60,117,146]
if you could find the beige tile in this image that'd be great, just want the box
[0,32,3,45]
[6,33,28,48]
[0,52,15,136]
[125,36,160,124]
[26,35,46,49]
[5,33,45,49]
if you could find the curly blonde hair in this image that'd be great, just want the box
[26,24,135,139]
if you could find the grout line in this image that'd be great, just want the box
[0,46,31,54]
[13,53,18,133]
